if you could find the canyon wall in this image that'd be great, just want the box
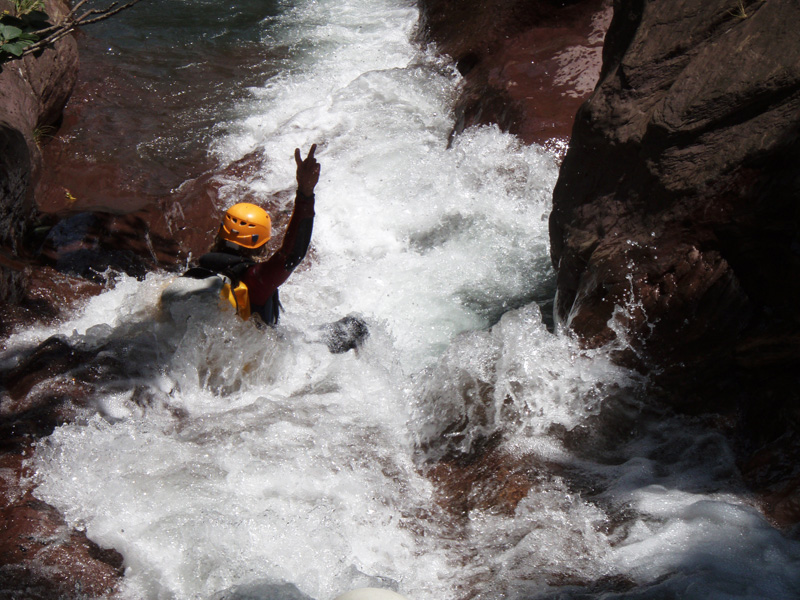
[550,0,800,406]
[420,0,800,523]
[547,0,800,521]
[0,0,78,300]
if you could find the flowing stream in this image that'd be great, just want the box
[5,0,800,598]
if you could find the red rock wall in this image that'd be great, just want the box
[0,0,78,297]
[549,0,800,517]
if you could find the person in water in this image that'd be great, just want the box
[184,144,320,325]
[182,144,368,353]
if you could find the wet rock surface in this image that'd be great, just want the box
[0,0,78,301]
[0,450,124,599]
[0,338,125,599]
[417,0,610,153]
[548,0,800,520]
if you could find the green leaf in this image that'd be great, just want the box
[0,24,23,39]
[18,32,38,42]
[2,41,27,56]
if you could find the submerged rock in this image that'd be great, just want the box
[319,315,371,354]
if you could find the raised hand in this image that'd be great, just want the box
[295,144,320,198]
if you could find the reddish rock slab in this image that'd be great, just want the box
[0,334,128,598]
[0,451,124,599]
[0,0,78,185]
[32,148,286,280]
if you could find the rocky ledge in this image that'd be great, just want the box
[0,1,129,594]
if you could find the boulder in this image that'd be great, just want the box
[549,0,800,409]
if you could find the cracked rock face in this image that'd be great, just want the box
[550,0,800,405]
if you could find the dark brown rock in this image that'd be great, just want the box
[417,0,611,150]
[550,0,800,392]
[549,0,800,520]
[0,266,103,339]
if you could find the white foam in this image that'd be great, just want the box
[25,0,800,599]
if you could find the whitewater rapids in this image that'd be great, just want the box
[3,0,800,598]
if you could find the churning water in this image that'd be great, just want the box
[7,0,800,598]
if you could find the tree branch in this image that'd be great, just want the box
[19,0,145,57]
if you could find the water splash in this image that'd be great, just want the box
[14,0,800,599]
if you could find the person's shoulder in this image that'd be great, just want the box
[183,266,216,279]
[199,252,255,272]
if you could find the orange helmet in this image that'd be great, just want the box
[218,203,271,249]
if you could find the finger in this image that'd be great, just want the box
[295,148,302,167]
[307,143,317,161]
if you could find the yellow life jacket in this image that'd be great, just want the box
[221,279,251,320]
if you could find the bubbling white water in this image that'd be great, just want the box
[17,0,800,599]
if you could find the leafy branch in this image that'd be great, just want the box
[1,0,144,61]
[0,21,39,56]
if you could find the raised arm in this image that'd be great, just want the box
[296,143,320,198]
[242,145,320,305]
